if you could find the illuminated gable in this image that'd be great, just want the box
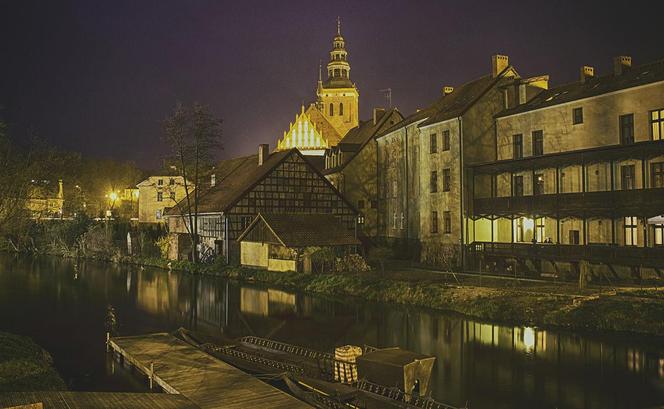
[276,105,329,155]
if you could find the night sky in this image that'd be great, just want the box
[2,0,663,169]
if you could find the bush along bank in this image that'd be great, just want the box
[0,332,66,392]
[214,268,664,338]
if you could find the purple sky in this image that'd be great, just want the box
[2,0,663,169]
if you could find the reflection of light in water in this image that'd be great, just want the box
[523,327,535,352]
[659,358,664,378]
[126,272,131,292]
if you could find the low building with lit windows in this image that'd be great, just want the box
[468,56,664,278]
[164,145,358,263]
[136,175,190,223]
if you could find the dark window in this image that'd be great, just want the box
[534,173,545,195]
[339,102,344,116]
[513,175,524,196]
[573,107,583,124]
[443,211,452,234]
[620,114,634,144]
[370,200,378,209]
[442,130,450,151]
[442,168,451,192]
[569,230,580,245]
[170,191,176,201]
[621,165,636,190]
[532,130,544,156]
[651,162,664,188]
[430,171,438,193]
[169,178,175,185]
[430,133,437,153]
[157,179,163,186]
[157,192,163,202]
[329,103,334,116]
[651,109,664,140]
[513,134,523,159]
[431,211,438,233]
[357,199,365,209]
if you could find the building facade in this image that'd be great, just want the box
[469,56,664,278]
[137,176,190,223]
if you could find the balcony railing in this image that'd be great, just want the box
[469,241,664,267]
[472,188,664,217]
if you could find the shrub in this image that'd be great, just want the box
[335,253,372,274]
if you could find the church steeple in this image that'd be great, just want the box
[325,17,352,86]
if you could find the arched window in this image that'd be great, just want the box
[339,102,344,116]
[329,103,334,116]
[334,68,340,77]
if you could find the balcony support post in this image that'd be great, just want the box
[610,160,615,191]
[556,214,561,244]
[611,216,616,245]
[581,161,586,193]
[582,216,588,246]
[556,166,560,194]
[642,155,647,189]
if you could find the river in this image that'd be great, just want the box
[0,254,663,408]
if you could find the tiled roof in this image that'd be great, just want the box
[238,213,360,247]
[497,58,664,118]
[165,150,293,215]
[306,105,343,146]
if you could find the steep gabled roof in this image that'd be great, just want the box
[237,213,360,247]
[497,58,664,118]
[306,104,343,146]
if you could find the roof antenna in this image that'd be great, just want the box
[379,88,392,108]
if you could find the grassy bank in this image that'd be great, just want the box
[217,268,664,337]
[0,332,66,392]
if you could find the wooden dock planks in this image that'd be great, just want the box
[109,333,311,409]
[0,391,198,409]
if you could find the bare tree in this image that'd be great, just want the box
[163,103,222,262]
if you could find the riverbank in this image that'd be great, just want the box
[0,332,66,392]
[215,267,664,337]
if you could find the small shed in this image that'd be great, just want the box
[237,213,360,273]
[356,347,436,398]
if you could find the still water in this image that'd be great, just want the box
[0,254,663,409]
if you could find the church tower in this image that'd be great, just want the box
[316,18,359,138]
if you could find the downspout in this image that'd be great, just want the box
[404,126,409,244]
[223,213,230,265]
[458,117,465,272]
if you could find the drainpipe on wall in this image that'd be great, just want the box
[404,126,409,245]
[223,214,230,265]
[458,117,465,272]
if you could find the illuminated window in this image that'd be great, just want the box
[157,192,163,202]
[329,103,334,116]
[619,114,634,144]
[535,217,545,242]
[443,211,451,234]
[392,212,398,229]
[652,163,664,188]
[532,130,543,156]
[442,168,451,192]
[430,133,437,153]
[515,218,525,242]
[573,107,583,124]
[431,211,438,233]
[624,216,638,246]
[155,209,162,219]
[621,165,636,190]
[513,134,523,159]
[534,173,545,195]
[430,171,438,193]
[655,224,664,246]
[442,130,450,151]
[339,102,344,115]
[651,109,664,140]
[569,230,580,245]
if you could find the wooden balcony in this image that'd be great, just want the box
[472,188,664,218]
[469,241,664,268]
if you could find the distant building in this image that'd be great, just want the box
[275,19,358,156]
[26,179,64,218]
[136,176,191,223]
[469,56,664,276]
[164,145,358,263]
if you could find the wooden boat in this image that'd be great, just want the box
[175,328,463,409]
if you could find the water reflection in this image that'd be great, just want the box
[1,255,663,409]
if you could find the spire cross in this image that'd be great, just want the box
[337,16,341,35]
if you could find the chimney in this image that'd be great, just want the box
[613,56,631,76]
[491,54,509,78]
[210,173,216,187]
[518,83,527,105]
[580,66,594,83]
[373,108,386,125]
[258,144,269,166]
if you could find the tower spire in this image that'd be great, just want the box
[337,16,341,35]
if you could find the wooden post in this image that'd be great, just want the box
[106,332,110,352]
[149,362,154,389]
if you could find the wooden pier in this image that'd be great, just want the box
[108,333,311,409]
[0,391,197,409]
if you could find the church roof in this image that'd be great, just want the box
[322,77,355,89]
[305,104,343,146]
[237,213,360,247]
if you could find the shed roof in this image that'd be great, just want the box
[237,213,359,247]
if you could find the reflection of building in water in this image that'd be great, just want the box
[240,287,296,317]
[135,270,181,315]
